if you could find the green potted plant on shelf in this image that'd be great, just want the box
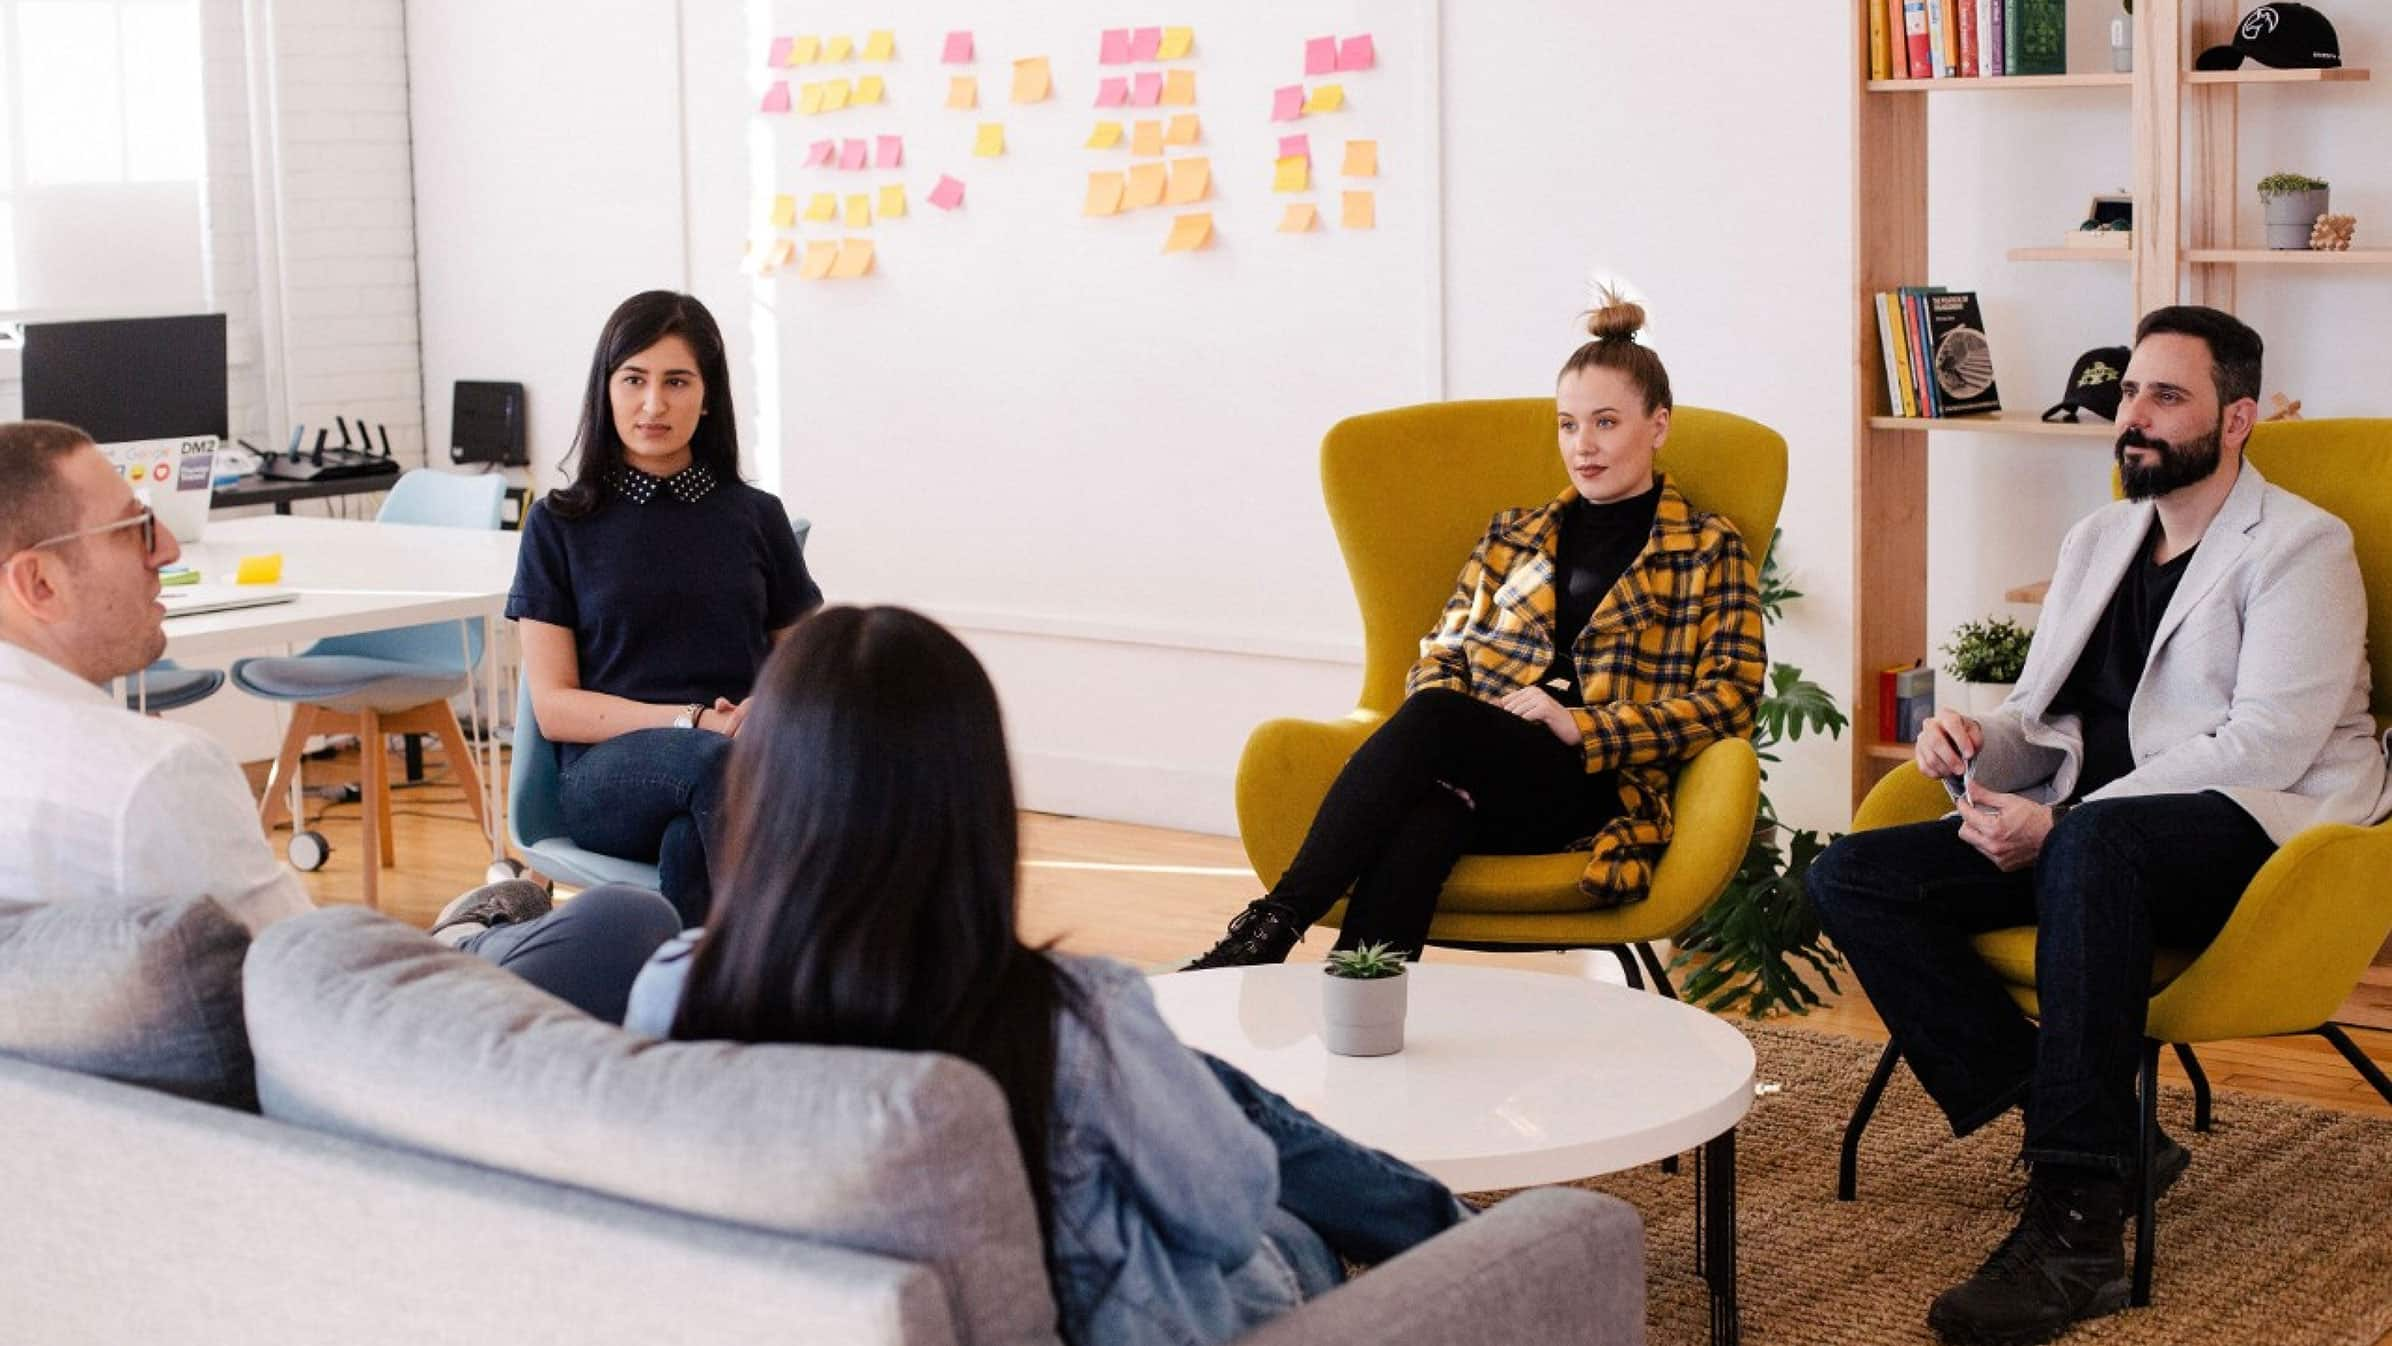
[1941,613,2035,715]
[1670,532,1850,1019]
[1321,942,1408,1057]
[2259,173,2331,250]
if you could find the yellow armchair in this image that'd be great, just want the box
[1234,399,1788,988]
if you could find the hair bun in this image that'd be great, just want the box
[1585,291,1646,344]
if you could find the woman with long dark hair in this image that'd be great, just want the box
[625,607,1466,1346]
[506,290,819,922]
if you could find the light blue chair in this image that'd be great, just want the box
[232,469,508,908]
[125,659,225,713]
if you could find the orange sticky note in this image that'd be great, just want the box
[821,79,851,112]
[1162,212,1213,253]
[804,192,838,221]
[862,29,895,61]
[829,238,875,278]
[798,82,826,115]
[974,123,1005,157]
[1083,171,1126,216]
[764,237,798,271]
[844,193,872,228]
[1272,156,1309,193]
[1165,155,1210,205]
[1124,160,1167,209]
[1277,202,1319,233]
[946,75,978,109]
[1304,83,1345,113]
[824,34,854,62]
[1161,69,1197,106]
[1131,120,1164,157]
[1157,26,1194,60]
[1342,189,1375,229]
[790,35,821,65]
[1011,56,1052,104]
[235,552,283,585]
[1342,139,1378,177]
[769,194,796,229]
[878,183,907,218]
[853,74,885,105]
[1165,113,1201,146]
[798,240,839,279]
[1085,121,1124,149]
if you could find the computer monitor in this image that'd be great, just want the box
[21,314,229,542]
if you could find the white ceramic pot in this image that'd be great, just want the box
[1321,968,1408,1057]
[1960,680,2017,717]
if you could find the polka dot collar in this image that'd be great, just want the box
[607,462,719,505]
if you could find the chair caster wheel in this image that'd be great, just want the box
[288,831,331,871]
[484,857,528,885]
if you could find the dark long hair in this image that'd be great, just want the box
[547,290,742,519]
[671,606,1072,1239]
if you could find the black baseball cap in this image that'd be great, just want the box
[2043,347,2132,423]
[2195,4,2341,70]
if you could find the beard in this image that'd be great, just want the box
[2115,422,2224,501]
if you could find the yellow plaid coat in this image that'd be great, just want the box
[1406,475,1767,904]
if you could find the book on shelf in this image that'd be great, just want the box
[1958,0,1980,77]
[1877,661,1936,743]
[1869,0,1890,80]
[1875,294,1912,417]
[1924,291,2002,417]
[2011,0,2065,75]
[1886,0,1911,77]
[1903,0,1934,79]
[1987,0,2005,76]
[1925,0,1951,77]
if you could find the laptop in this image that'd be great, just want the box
[159,585,297,619]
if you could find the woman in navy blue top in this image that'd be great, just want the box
[507,291,819,922]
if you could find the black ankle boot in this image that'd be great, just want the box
[1928,1165,2129,1346]
[1183,899,1306,970]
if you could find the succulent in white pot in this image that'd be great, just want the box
[1320,942,1409,1057]
[1941,615,2035,717]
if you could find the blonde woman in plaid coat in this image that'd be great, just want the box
[1189,296,1766,969]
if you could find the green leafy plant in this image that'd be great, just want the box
[2258,172,2330,199]
[1324,942,1407,980]
[1671,531,1850,1018]
[1941,614,2034,684]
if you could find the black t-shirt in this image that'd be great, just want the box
[2049,519,2196,798]
[1536,479,1664,707]
[507,469,821,765]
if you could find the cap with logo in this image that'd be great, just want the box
[2043,346,2132,423]
[2195,3,2341,70]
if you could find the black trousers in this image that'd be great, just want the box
[1270,689,1622,957]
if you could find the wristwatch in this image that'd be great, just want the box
[672,702,705,730]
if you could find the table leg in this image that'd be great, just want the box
[1696,1128,1740,1346]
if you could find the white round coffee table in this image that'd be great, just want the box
[1151,963,1756,1344]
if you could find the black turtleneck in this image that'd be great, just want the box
[1536,478,1663,706]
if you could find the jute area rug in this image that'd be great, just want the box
[1467,1025,2392,1346]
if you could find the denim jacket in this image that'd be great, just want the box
[625,943,1295,1346]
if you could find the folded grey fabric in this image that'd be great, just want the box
[1970,733,2068,795]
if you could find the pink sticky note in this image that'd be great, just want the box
[1271,85,1305,121]
[1304,36,1338,75]
[1096,76,1129,107]
[928,174,966,211]
[875,135,903,168]
[768,36,793,67]
[759,80,791,114]
[1339,34,1377,72]
[942,31,974,63]
[1130,26,1162,61]
[1279,133,1311,161]
[838,138,867,171]
[1132,71,1164,106]
[1100,28,1132,64]
[805,138,836,166]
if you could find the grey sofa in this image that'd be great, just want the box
[0,904,1648,1345]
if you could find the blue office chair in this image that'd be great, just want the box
[125,659,226,713]
[232,469,508,908]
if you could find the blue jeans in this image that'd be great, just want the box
[1808,791,2274,1176]
[459,883,683,1025]
[559,728,732,924]
[1200,1053,1469,1280]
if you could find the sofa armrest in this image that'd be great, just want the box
[1236,1187,1644,1346]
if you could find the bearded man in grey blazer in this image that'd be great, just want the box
[1810,305,2392,1346]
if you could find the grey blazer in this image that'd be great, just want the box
[1974,460,2392,843]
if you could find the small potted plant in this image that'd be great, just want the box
[1321,942,1408,1057]
[2259,173,2331,250]
[1941,614,2034,716]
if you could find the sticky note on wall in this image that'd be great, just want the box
[879,183,907,218]
[1305,36,1338,75]
[1096,77,1129,108]
[1343,139,1378,177]
[1278,202,1319,233]
[974,123,1005,157]
[1342,190,1375,229]
[759,81,790,114]
[799,83,826,114]
[844,194,872,228]
[804,138,835,166]
[798,241,839,279]
[947,75,978,109]
[822,79,852,111]
[928,175,966,210]
[1158,26,1194,59]
[1131,120,1164,157]
[1279,133,1311,161]
[1099,28,1131,64]
[829,238,874,278]
[825,35,854,62]
[1273,156,1309,193]
[767,36,792,67]
[863,30,895,61]
[1086,121,1125,149]
[1162,212,1212,253]
[1271,85,1304,121]
[770,194,796,228]
[1305,84,1345,113]
[943,31,974,63]
[1012,57,1053,104]
[1130,26,1162,61]
[1164,156,1210,205]
[876,135,903,168]
[791,36,821,65]
[1165,114,1201,146]
[838,138,867,171]
[804,193,838,221]
[1339,35,1376,71]
[1162,69,1196,106]
[854,75,884,105]
[1084,171,1126,217]
[1124,160,1167,209]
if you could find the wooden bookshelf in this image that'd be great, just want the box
[1865,73,2132,92]
[2185,66,2370,84]
[2185,248,2392,265]
[1866,410,2114,439]
[2007,247,2132,262]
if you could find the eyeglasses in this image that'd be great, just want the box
[19,508,158,558]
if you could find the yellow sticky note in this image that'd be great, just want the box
[825,34,854,62]
[946,75,978,110]
[798,82,826,115]
[1165,155,1210,205]
[863,29,895,61]
[1162,212,1213,253]
[804,192,838,222]
[879,183,907,218]
[1305,83,1345,113]
[235,553,283,585]
[974,122,1005,157]
[829,237,875,278]
[1084,171,1126,217]
[1342,189,1375,229]
[1342,139,1378,178]
[1085,120,1124,149]
[1012,56,1053,104]
[798,240,839,280]
[770,194,796,229]
[1277,202,1319,233]
[854,74,884,106]
[1131,119,1164,157]
[1272,155,1309,193]
[764,238,797,272]
[1161,69,1197,106]
[1165,114,1200,146]
[1157,26,1194,60]
[790,35,820,65]
[822,79,851,112]
[844,193,872,228]
[1124,160,1167,209]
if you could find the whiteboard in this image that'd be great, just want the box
[731,0,1439,655]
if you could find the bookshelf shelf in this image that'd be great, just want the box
[2184,66,2370,84]
[2186,248,2392,265]
[2007,247,2131,262]
[2005,580,2053,605]
[1867,410,2114,439]
[1866,73,2133,92]
[1864,744,1915,763]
